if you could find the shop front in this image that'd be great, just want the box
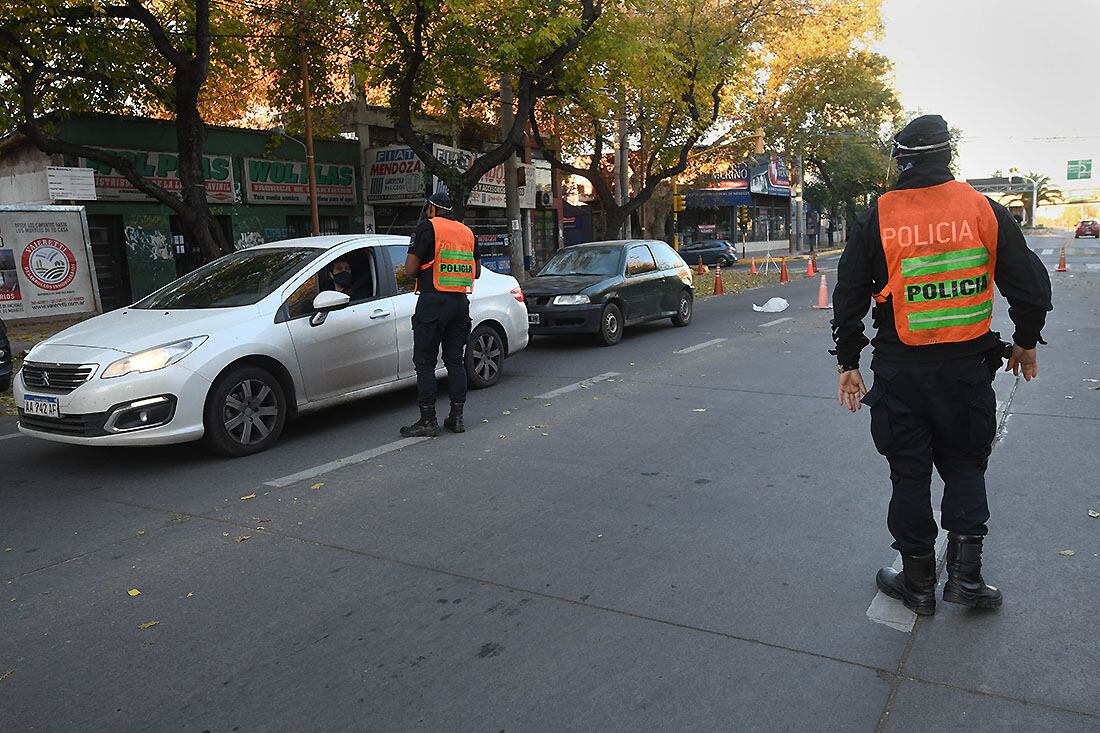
[682,154,792,245]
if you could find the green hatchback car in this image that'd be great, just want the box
[523,240,694,346]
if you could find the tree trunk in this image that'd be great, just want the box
[175,72,229,259]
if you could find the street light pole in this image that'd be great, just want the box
[298,24,320,236]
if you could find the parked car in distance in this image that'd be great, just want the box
[14,235,528,456]
[679,239,739,266]
[1074,219,1099,238]
[0,316,12,392]
[523,240,694,346]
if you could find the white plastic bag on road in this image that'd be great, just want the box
[752,297,789,313]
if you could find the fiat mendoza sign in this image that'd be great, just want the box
[0,206,99,321]
[244,158,357,206]
[79,149,235,203]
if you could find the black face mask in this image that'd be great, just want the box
[332,271,353,288]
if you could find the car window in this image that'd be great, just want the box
[651,242,686,271]
[284,247,380,320]
[539,246,622,277]
[136,248,322,309]
[625,245,658,276]
[387,244,416,294]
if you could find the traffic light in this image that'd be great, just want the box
[673,194,686,212]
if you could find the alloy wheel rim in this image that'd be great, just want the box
[680,296,691,318]
[605,312,619,336]
[472,333,502,380]
[223,378,279,445]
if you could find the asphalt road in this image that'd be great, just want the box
[1,238,1098,731]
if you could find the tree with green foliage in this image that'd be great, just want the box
[0,0,269,258]
[1002,170,1063,225]
[353,0,602,219]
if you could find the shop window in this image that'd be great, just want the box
[287,216,347,238]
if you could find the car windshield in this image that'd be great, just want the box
[135,247,323,309]
[538,246,621,277]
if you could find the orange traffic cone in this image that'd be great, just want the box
[1055,245,1068,272]
[779,257,790,284]
[713,262,725,295]
[696,256,707,275]
[812,273,831,309]
[805,255,815,278]
[749,257,757,274]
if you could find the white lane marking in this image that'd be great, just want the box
[264,437,428,488]
[674,338,727,354]
[535,372,621,399]
[758,317,793,327]
[866,512,948,633]
[0,432,23,442]
[1041,248,1054,255]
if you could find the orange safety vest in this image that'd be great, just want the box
[874,180,999,346]
[419,217,476,293]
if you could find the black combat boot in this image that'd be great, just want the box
[443,403,465,433]
[876,552,937,616]
[943,533,1003,609]
[400,404,440,438]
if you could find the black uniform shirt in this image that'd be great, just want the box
[408,214,481,294]
[831,163,1053,366]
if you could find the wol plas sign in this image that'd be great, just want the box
[0,207,99,321]
[79,150,235,203]
[244,158,357,206]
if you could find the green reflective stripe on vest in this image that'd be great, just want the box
[439,249,474,261]
[901,247,989,277]
[437,275,473,287]
[907,301,993,331]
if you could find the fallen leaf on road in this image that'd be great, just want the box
[1088,510,1099,518]
[1084,378,1099,383]
[1058,550,1076,556]
[138,621,160,630]
[498,434,506,439]
[240,493,256,500]
[127,589,141,597]
[523,396,531,400]
[253,517,271,523]
[186,592,194,598]
[2,547,11,552]
[311,482,324,490]
[136,530,145,536]
[1065,396,1074,400]
[0,670,12,682]
[527,425,544,429]
[502,410,512,415]
[236,535,251,543]
[222,532,230,537]
[542,433,549,437]
[1090,386,1100,391]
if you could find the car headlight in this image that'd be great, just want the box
[102,337,208,379]
[552,294,590,305]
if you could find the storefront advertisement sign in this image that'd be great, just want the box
[750,155,790,196]
[0,207,99,320]
[79,150,235,203]
[432,144,509,209]
[366,146,426,203]
[244,158,356,206]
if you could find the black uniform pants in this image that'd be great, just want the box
[862,354,998,556]
[413,292,472,407]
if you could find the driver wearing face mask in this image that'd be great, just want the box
[328,259,353,294]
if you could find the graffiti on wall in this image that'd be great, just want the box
[236,231,265,250]
[124,225,172,260]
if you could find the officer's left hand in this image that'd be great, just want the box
[838,369,867,413]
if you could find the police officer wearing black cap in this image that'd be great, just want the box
[832,114,1052,615]
[400,190,482,437]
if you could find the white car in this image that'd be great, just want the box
[14,235,528,455]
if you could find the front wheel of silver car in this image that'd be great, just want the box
[467,324,505,390]
[203,365,287,457]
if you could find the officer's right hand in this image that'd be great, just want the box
[1006,344,1038,381]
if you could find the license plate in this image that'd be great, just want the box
[528,313,541,325]
[23,395,60,418]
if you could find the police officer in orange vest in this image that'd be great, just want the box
[832,115,1052,616]
[401,190,482,437]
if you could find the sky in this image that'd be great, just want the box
[876,0,1100,189]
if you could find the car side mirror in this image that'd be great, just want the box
[308,290,350,327]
